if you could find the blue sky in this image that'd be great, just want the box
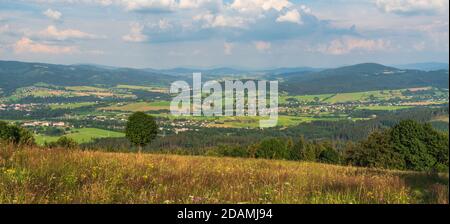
[0,0,448,69]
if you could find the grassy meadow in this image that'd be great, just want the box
[0,144,448,204]
[35,128,125,145]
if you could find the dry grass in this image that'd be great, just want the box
[0,143,448,204]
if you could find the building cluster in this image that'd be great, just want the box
[0,103,38,111]
[22,121,67,128]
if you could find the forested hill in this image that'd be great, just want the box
[0,61,178,94]
[281,63,449,95]
[1,61,449,96]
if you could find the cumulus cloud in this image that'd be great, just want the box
[254,41,271,52]
[43,8,62,20]
[314,36,390,55]
[122,23,148,42]
[14,37,77,54]
[36,25,102,41]
[375,0,448,15]
[230,0,293,13]
[194,11,247,28]
[276,9,302,24]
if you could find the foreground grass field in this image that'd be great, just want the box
[0,145,448,204]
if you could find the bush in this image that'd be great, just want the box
[0,121,35,146]
[46,136,78,149]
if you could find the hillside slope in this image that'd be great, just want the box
[282,63,449,95]
[0,61,178,94]
[0,145,448,204]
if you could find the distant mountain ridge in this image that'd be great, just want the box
[281,63,449,95]
[395,62,449,71]
[0,60,448,96]
[0,60,178,94]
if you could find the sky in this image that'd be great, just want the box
[0,0,448,69]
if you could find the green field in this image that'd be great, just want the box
[35,128,125,145]
[65,86,109,92]
[100,101,171,112]
[49,102,97,109]
[356,105,415,111]
[281,89,408,104]
[116,85,168,93]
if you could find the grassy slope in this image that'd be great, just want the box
[0,145,448,204]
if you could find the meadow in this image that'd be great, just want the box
[35,128,125,145]
[0,144,448,204]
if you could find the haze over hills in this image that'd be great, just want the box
[0,60,448,96]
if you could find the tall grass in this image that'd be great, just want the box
[0,143,448,204]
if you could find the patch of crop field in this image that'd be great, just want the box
[99,101,170,112]
[152,114,353,128]
[49,102,97,110]
[35,128,125,145]
[432,115,449,123]
[324,90,405,104]
[0,147,447,204]
[116,85,169,93]
[65,86,109,92]
[356,105,415,111]
[282,89,412,105]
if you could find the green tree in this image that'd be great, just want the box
[125,112,158,153]
[255,138,289,160]
[346,120,449,171]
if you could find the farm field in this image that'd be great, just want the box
[280,88,421,104]
[0,146,447,204]
[49,102,97,110]
[116,85,168,93]
[356,105,415,111]
[35,128,125,145]
[99,101,171,112]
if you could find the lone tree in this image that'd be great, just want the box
[125,112,158,153]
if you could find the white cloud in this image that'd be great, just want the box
[194,11,247,28]
[122,23,148,42]
[14,37,77,54]
[314,37,390,55]
[43,8,62,20]
[254,41,271,52]
[224,42,234,55]
[230,0,292,13]
[375,0,448,15]
[36,25,102,41]
[276,9,301,24]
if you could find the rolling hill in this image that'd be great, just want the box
[281,63,449,95]
[1,61,448,96]
[0,61,178,94]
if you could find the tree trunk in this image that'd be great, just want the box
[138,145,142,154]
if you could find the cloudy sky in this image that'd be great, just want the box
[0,0,448,69]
